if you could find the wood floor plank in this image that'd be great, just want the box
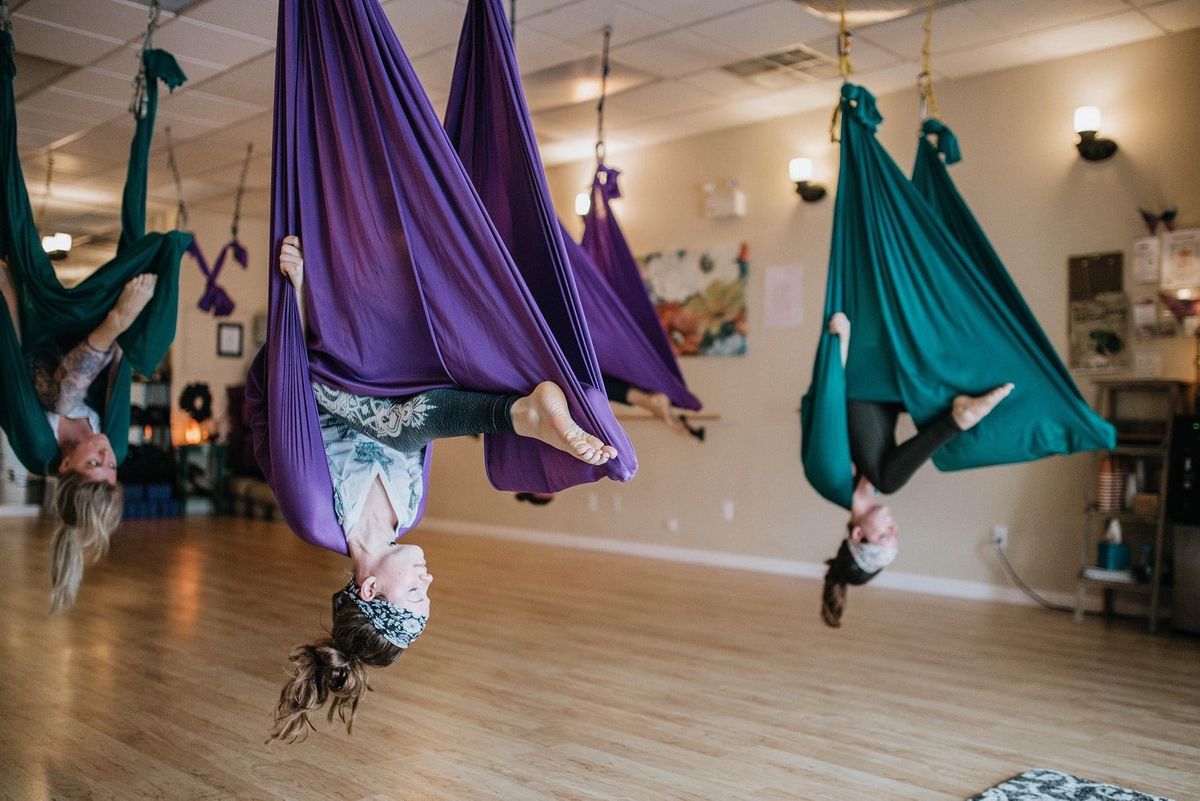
[1,516,1197,800]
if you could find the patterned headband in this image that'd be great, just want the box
[337,578,427,649]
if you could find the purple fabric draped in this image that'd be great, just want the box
[188,237,247,317]
[444,0,698,412]
[581,164,694,396]
[247,0,634,555]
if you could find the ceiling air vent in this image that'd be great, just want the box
[721,46,841,90]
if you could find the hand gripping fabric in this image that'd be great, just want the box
[800,84,1114,509]
[443,0,698,412]
[246,0,635,555]
[0,33,190,473]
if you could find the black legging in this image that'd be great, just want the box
[847,400,961,494]
[602,374,631,406]
[313,384,519,452]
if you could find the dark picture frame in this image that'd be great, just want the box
[217,322,244,358]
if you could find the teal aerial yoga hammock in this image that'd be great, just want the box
[0,31,191,474]
[801,84,1114,509]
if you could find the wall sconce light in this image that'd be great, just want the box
[789,157,826,202]
[1073,106,1117,161]
[40,232,73,260]
[575,191,591,218]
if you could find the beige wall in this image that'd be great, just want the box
[424,28,1200,595]
[169,209,270,441]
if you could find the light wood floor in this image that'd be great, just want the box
[1,515,1197,801]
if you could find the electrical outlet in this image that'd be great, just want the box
[587,492,599,513]
[722,500,735,521]
[992,524,1009,549]
[665,518,679,532]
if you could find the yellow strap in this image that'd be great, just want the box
[919,0,940,121]
[831,0,852,141]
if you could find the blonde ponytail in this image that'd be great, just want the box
[49,472,122,613]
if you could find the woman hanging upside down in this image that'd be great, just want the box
[1,257,156,613]
[267,236,617,743]
[820,312,1013,628]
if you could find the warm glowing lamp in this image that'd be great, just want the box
[1073,105,1117,161]
[789,157,825,202]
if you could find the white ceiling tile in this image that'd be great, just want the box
[605,80,720,124]
[1018,11,1163,59]
[966,0,1130,36]
[16,0,158,43]
[677,68,774,100]
[1138,0,1200,32]
[21,152,112,179]
[200,154,272,188]
[149,177,236,204]
[12,52,73,99]
[51,67,137,106]
[20,86,127,125]
[805,33,906,71]
[10,13,125,66]
[514,26,588,75]
[190,52,275,107]
[184,0,279,41]
[858,3,1000,58]
[150,17,273,69]
[610,30,742,79]
[382,0,469,58]
[512,0,577,20]
[90,46,144,80]
[522,0,675,48]
[530,102,597,138]
[409,45,459,94]
[54,119,139,160]
[154,112,222,143]
[13,105,82,137]
[689,0,838,57]
[932,36,1051,80]
[614,0,765,27]
[158,89,266,126]
[731,82,834,121]
[17,127,61,153]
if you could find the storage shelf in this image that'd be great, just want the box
[1078,575,1154,594]
[1086,507,1159,525]
[1112,445,1166,457]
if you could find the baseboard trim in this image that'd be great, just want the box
[419,517,1083,609]
[0,504,40,519]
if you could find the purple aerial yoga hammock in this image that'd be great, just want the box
[246,0,634,555]
[443,0,700,412]
[188,237,247,317]
[581,164,694,397]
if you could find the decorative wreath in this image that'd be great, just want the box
[179,382,213,423]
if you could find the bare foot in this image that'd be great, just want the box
[952,383,1014,431]
[511,382,617,466]
[107,274,157,333]
[628,388,688,437]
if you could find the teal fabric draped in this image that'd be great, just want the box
[801,84,1114,509]
[0,31,191,473]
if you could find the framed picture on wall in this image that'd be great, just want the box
[217,322,244,358]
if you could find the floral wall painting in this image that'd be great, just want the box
[640,242,749,356]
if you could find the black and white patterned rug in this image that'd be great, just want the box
[968,769,1174,801]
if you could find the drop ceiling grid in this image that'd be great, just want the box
[3,0,1194,225]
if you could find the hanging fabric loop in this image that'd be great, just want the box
[594,24,612,165]
[192,141,253,317]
